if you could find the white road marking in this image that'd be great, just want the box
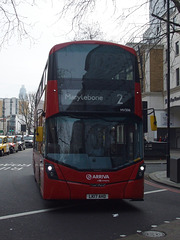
[0,208,59,220]
[0,203,85,221]
[0,163,31,171]
[144,189,168,195]
[0,189,168,221]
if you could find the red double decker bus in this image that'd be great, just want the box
[33,40,145,200]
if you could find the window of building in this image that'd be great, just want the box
[175,41,179,55]
[176,68,180,86]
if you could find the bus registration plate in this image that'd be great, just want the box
[86,194,109,199]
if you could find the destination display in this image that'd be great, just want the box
[57,78,134,113]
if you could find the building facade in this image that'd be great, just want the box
[0,84,35,135]
[0,98,27,135]
[0,98,19,134]
[142,0,180,148]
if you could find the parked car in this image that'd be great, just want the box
[7,136,19,153]
[16,135,26,151]
[24,135,34,148]
[0,136,10,156]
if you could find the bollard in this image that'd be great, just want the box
[170,158,180,183]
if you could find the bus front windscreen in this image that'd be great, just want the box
[45,116,143,171]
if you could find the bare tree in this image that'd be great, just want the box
[19,92,35,135]
[74,22,105,40]
[59,0,180,43]
[0,0,179,48]
[172,0,180,13]
[0,0,34,48]
[60,0,97,28]
[60,0,180,25]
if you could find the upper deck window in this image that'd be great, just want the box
[49,44,136,81]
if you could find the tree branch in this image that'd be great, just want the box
[171,0,180,13]
[152,13,180,27]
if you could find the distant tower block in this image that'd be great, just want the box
[19,85,27,99]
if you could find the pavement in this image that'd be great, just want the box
[147,149,180,189]
[116,150,180,240]
[116,220,180,240]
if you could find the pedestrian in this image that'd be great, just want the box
[163,134,168,142]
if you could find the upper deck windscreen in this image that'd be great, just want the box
[48,43,139,113]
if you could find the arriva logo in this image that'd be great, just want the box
[86,174,110,181]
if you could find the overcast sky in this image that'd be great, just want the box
[0,0,149,99]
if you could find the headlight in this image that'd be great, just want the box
[136,164,146,179]
[45,163,58,180]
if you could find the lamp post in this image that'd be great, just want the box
[2,99,5,134]
[166,0,170,178]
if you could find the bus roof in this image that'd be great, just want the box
[49,40,136,56]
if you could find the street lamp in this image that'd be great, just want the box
[166,0,170,178]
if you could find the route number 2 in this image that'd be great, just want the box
[117,94,123,105]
